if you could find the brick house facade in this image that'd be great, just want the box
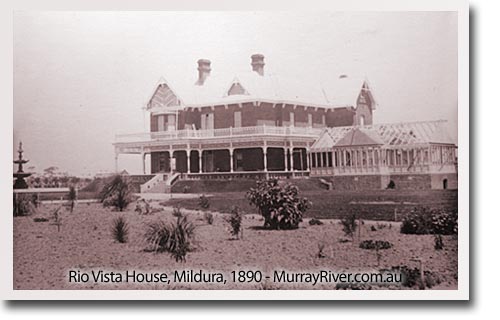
[113,54,456,191]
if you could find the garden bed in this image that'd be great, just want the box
[13,201,458,290]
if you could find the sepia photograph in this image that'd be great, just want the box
[7,3,468,300]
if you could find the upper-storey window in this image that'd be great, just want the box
[308,114,312,127]
[290,112,295,126]
[360,115,366,126]
[234,111,242,128]
[201,112,214,130]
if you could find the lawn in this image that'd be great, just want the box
[13,202,458,290]
[164,189,458,221]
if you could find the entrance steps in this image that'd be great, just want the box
[140,173,181,193]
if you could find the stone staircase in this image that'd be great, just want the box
[139,173,181,193]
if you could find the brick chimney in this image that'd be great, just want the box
[196,59,211,85]
[251,54,265,76]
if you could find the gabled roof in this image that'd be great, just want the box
[145,71,374,110]
[335,128,384,147]
[145,78,184,110]
[311,120,455,151]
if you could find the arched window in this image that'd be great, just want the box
[359,115,366,126]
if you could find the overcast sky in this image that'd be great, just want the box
[13,11,458,176]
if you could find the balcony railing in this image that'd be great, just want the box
[115,125,323,143]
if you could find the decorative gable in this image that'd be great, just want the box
[227,82,249,96]
[356,81,376,110]
[147,83,182,109]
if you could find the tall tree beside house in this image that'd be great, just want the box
[99,175,133,212]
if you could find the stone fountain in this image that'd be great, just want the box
[13,141,31,189]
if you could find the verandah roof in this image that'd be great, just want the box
[310,120,455,151]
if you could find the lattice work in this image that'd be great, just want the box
[148,83,181,109]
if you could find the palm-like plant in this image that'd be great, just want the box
[145,215,196,262]
[112,216,129,243]
[99,175,132,211]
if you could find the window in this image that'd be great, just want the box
[359,115,365,126]
[234,111,242,128]
[167,114,176,131]
[157,115,165,131]
[201,113,214,130]
[308,114,312,127]
[290,112,295,126]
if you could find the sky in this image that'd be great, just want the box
[13,11,458,176]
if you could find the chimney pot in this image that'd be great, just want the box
[196,59,211,85]
[251,54,265,76]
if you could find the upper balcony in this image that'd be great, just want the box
[115,125,323,144]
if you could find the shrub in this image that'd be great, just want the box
[13,194,36,216]
[370,225,377,232]
[387,180,396,189]
[434,234,444,250]
[340,214,357,239]
[359,240,393,250]
[112,216,129,243]
[247,179,310,230]
[226,206,243,239]
[204,212,214,225]
[99,175,133,211]
[144,216,196,262]
[386,266,442,289]
[360,240,393,266]
[400,207,457,235]
[68,185,77,213]
[309,218,323,226]
[376,222,390,230]
[134,199,151,215]
[316,242,327,258]
[198,194,210,209]
[172,206,183,218]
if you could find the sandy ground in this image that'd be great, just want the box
[13,202,458,290]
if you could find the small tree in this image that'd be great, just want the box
[226,206,243,239]
[247,179,310,230]
[340,214,357,241]
[99,175,132,211]
[68,185,77,213]
[51,206,63,232]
